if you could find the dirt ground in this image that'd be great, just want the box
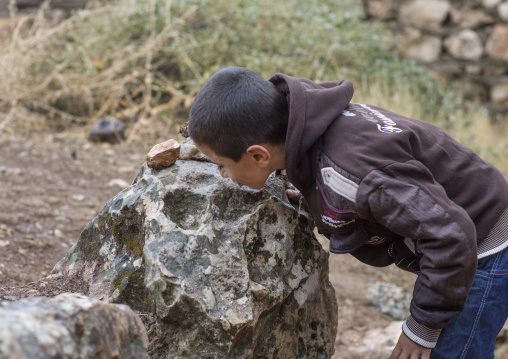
[0,132,152,287]
[0,130,505,358]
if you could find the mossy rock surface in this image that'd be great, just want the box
[55,159,338,358]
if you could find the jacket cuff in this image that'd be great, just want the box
[402,316,441,349]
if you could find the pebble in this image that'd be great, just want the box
[0,167,22,175]
[88,116,125,144]
[72,194,85,202]
[350,321,403,357]
[369,281,411,320]
[119,166,135,173]
[0,240,10,247]
[107,178,130,188]
[17,214,29,223]
[146,139,180,170]
[0,214,19,226]
[179,138,207,161]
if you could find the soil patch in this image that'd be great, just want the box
[0,133,152,288]
[1,132,505,358]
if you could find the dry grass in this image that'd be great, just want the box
[0,0,199,139]
[0,0,506,173]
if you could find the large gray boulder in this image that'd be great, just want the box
[0,293,149,359]
[54,159,338,358]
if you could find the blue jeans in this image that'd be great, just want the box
[431,247,508,359]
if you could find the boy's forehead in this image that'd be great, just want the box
[194,143,222,162]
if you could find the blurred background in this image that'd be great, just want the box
[0,0,507,357]
[1,0,507,167]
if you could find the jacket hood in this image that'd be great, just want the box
[269,73,354,191]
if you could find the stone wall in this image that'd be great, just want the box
[365,0,508,120]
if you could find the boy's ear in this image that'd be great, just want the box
[246,144,271,167]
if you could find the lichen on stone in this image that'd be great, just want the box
[54,160,338,358]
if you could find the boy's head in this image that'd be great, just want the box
[188,67,288,162]
[188,67,288,190]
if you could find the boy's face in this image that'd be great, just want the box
[195,143,272,190]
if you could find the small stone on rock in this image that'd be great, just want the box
[179,137,208,161]
[146,139,180,170]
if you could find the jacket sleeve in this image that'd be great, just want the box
[356,160,478,348]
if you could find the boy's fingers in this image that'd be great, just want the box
[285,189,310,212]
[286,189,301,202]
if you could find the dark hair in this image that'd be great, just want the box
[188,67,289,162]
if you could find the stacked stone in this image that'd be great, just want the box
[366,0,508,119]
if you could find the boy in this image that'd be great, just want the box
[188,67,508,359]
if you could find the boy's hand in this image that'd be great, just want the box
[285,189,309,212]
[391,332,431,359]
